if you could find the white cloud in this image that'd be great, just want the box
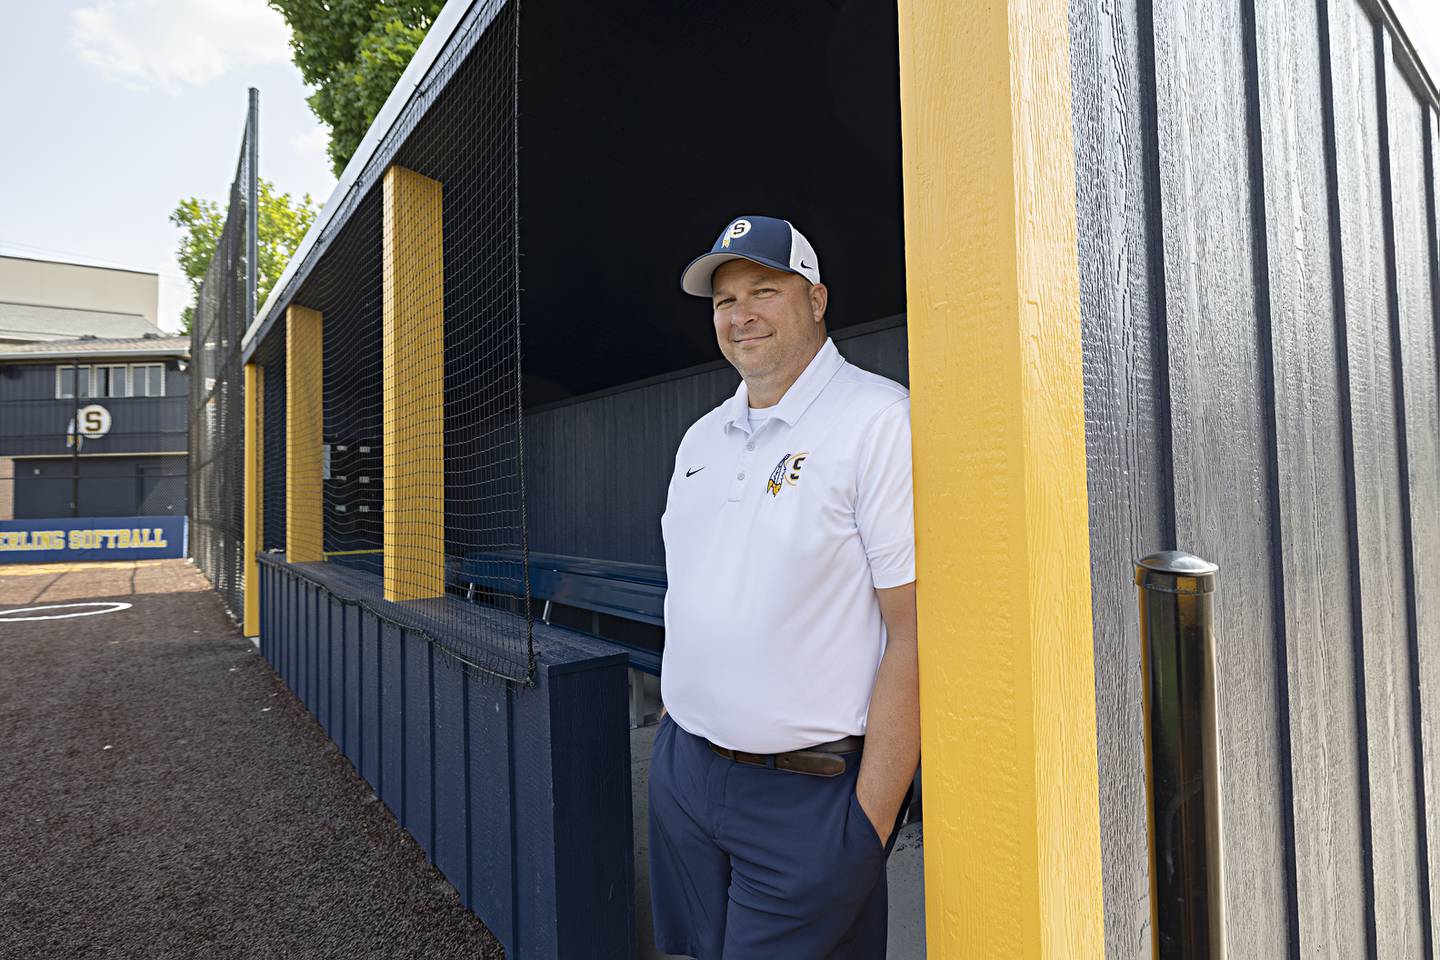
[291,123,330,165]
[69,0,291,92]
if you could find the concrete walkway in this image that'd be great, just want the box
[0,559,504,960]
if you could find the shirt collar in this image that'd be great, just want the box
[720,338,845,434]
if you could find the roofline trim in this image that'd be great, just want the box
[1367,0,1440,114]
[0,347,190,362]
[0,253,161,279]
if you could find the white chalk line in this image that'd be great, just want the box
[0,601,134,622]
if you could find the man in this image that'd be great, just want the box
[649,215,919,959]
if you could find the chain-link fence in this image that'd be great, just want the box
[189,92,257,619]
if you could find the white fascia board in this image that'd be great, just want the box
[0,347,190,362]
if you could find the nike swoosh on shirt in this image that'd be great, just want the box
[685,466,704,477]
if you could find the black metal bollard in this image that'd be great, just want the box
[1135,551,1226,959]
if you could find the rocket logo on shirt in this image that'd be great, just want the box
[765,452,810,496]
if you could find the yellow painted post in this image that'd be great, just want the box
[242,362,263,635]
[382,165,446,602]
[286,305,324,563]
[897,0,1104,955]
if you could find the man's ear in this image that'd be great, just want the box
[810,282,829,325]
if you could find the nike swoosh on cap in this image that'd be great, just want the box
[686,466,704,477]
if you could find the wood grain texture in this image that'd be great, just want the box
[382,165,446,602]
[1385,58,1440,954]
[1150,0,1293,952]
[285,305,324,563]
[343,602,362,761]
[465,672,513,946]
[380,620,405,812]
[243,363,262,636]
[403,632,434,859]
[1327,2,1428,954]
[359,613,381,788]
[1069,0,1172,951]
[254,557,633,958]
[432,659,468,901]
[1254,0,1370,952]
[899,0,1105,950]
[1427,107,1440,950]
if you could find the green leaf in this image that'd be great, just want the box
[269,0,443,175]
[171,178,321,326]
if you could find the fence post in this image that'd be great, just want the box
[286,305,324,563]
[1135,550,1226,958]
[243,362,263,635]
[382,164,446,602]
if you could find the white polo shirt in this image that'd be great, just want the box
[660,338,914,753]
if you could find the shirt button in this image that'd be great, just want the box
[745,442,755,451]
[737,472,746,481]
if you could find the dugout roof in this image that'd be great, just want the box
[243,0,905,406]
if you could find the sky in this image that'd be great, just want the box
[0,1,1436,336]
[1394,2,1440,105]
[0,0,337,333]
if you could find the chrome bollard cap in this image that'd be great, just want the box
[1134,550,1218,594]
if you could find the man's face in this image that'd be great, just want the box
[710,259,827,385]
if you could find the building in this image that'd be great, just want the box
[0,257,188,521]
[0,255,162,344]
[0,336,190,520]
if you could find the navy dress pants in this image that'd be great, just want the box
[648,713,909,959]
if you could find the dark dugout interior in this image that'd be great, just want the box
[264,0,908,658]
[517,0,907,405]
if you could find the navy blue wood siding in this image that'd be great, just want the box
[1071,0,1440,953]
[0,394,188,457]
[257,555,634,959]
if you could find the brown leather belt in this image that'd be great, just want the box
[708,735,865,778]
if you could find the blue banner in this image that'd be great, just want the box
[0,516,187,564]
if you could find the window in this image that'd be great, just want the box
[97,364,129,398]
[130,363,165,397]
[56,362,167,398]
[56,365,90,399]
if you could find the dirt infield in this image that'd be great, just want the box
[0,559,504,960]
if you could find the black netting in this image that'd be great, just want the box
[272,0,531,682]
[304,191,383,564]
[261,353,286,552]
[189,101,255,620]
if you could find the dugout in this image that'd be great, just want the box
[515,0,910,708]
[215,0,1440,951]
[239,1,913,956]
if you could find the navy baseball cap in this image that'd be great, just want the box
[680,215,821,297]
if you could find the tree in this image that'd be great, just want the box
[269,0,444,176]
[170,179,320,334]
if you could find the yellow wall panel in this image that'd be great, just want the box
[243,362,263,635]
[897,0,1104,954]
[382,165,446,602]
[286,305,324,563]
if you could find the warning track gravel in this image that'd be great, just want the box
[0,559,505,959]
